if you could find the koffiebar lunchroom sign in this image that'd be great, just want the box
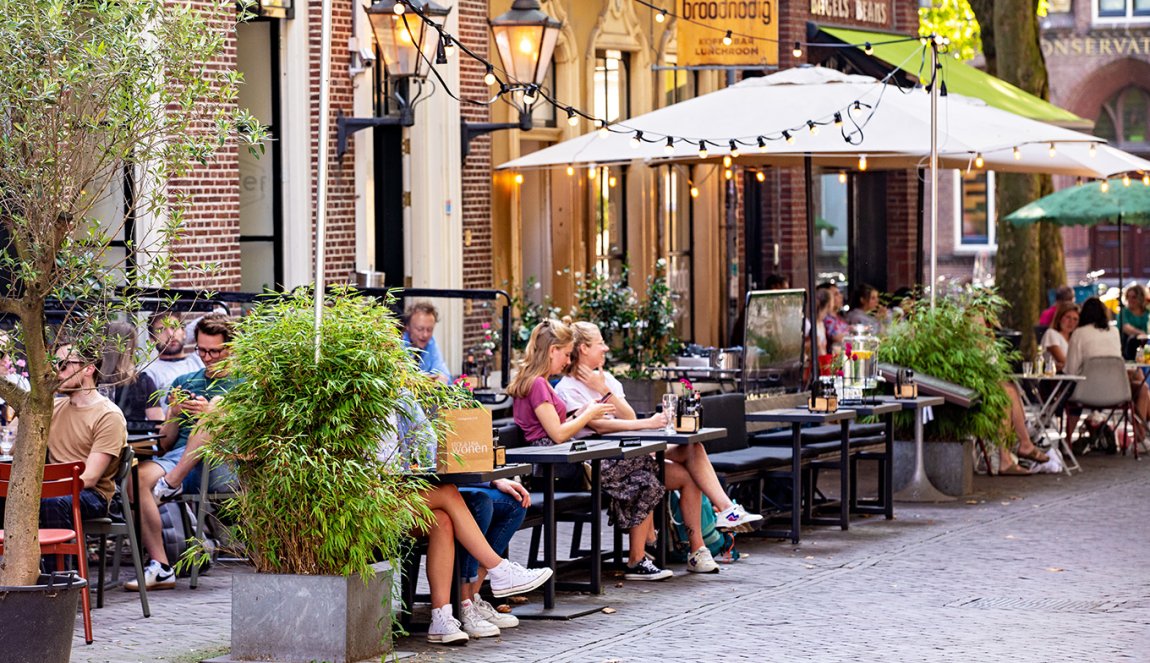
[677,0,779,66]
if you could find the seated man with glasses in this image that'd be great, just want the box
[129,313,239,591]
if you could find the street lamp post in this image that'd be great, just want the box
[461,0,561,160]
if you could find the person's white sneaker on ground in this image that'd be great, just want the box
[471,593,519,629]
[486,559,553,598]
[152,476,183,502]
[460,599,501,638]
[687,546,720,574]
[124,559,176,591]
[715,503,762,530]
[427,605,469,645]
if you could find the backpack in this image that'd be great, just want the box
[667,492,739,563]
[159,501,212,578]
[1076,417,1118,456]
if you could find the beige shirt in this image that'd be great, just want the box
[48,395,127,502]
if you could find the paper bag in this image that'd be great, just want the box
[438,407,494,473]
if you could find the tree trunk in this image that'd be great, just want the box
[990,0,1063,358]
[968,0,996,75]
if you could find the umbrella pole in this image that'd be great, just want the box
[313,0,334,362]
[929,40,939,310]
[805,154,819,383]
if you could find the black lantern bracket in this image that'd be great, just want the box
[461,107,534,161]
[337,77,433,158]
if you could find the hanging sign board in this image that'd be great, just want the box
[676,0,778,66]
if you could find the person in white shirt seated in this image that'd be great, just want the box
[554,321,761,574]
[1041,302,1079,373]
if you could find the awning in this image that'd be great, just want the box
[814,25,1091,129]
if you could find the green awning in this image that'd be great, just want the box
[819,26,1090,129]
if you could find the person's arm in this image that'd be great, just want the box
[79,450,116,490]
[491,478,530,507]
[426,338,451,384]
[533,400,613,443]
[585,413,666,433]
[1064,334,1083,376]
[574,366,637,419]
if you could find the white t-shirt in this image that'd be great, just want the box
[1064,325,1121,376]
[554,372,625,438]
[1041,328,1069,368]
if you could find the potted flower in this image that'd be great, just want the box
[195,288,466,662]
[0,3,259,660]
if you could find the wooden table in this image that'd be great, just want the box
[504,441,621,617]
[744,408,857,543]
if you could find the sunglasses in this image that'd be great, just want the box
[196,346,226,359]
[55,359,84,371]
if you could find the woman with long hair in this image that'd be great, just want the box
[555,321,762,572]
[510,320,672,581]
[1119,284,1149,358]
[1041,302,1079,372]
[100,321,163,427]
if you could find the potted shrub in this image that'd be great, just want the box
[0,2,258,659]
[196,288,465,662]
[877,288,1016,493]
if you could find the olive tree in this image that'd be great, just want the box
[0,0,262,586]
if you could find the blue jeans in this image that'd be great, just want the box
[458,486,526,583]
[40,488,108,530]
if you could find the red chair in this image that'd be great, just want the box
[0,461,93,644]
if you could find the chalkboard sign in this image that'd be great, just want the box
[742,289,806,396]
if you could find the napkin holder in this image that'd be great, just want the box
[894,368,918,399]
[807,378,839,413]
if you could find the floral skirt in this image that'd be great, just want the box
[600,456,664,530]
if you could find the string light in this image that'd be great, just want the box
[729,140,740,158]
[698,141,708,159]
[1144,173,1149,186]
[598,121,609,138]
[393,0,405,15]
[783,130,794,144]
[974,153,984,169]
[566,165,574,176]
[609,175,617,188]
[793,42,803,58]
[630,131,643,149]
[566,108,579,127]
[1124,173,1132,187]
[1089,143,1097,158]
[513,172,523,184]
[664,137,674,154]
[522,85,537,106]
[723,31,733,46]
[588,166,597,180]
[807,120,819,135]
[864,42,873,56]
[1101,179,1110,192]
[755,170,766,182]
[838,170,847,184]
[833,112,843,127]
[690,185,699,198]
[724,169,733,180]
[1048,142,1057,157]
[1013,146,1021,160]
[858,154,868,171]
[483,65,496,86]
[722,155,732,168]
[655,9,667,23]
[757,136,767,153]
[442,35,455,59]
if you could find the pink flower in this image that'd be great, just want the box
[679,377,693,391]
[15,359,24,368]
[482,322,490,329]
[843,342,852,356]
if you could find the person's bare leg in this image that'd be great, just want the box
[1006,382,1041,456]
[162,428,210,487]
[666,444,731,512]
[421,485,503,571]
[664,461,705,551]
[136,461,170,565]
[627,514,655,566]
[425,509,454,608]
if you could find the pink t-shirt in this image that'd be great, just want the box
[1039,305,1058,327]
[513,377,568,442]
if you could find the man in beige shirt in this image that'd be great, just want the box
[40,342,127,530]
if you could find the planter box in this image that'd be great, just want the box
[617,378,667,416]
[893,438,973,497]
[228,562,392,663]
[0,574,86,663]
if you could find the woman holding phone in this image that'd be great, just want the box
[509,319,673,581]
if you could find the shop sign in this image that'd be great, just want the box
[809,0,890,25]
[1042,32,1150,57]
[676,0,778,66]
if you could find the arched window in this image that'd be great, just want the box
[1095,87,1150,155]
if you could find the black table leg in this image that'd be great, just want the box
[839,420,850,530]
[791,423,802,544]
[883,412,895,519]
[654,449,667,569]
[543,464,556,610]
[590,459,602,595]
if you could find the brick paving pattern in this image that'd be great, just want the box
[71,454,1150,662]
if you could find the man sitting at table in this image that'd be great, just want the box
[129,313,239,591]
[40,342,128,530]
[143,310,204,416]
[402,301,450,384]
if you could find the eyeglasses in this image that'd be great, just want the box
[196,346,227,359]
[54,359,83,371]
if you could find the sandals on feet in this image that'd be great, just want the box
[998,464,1031,476]
[1017,447,1050,463]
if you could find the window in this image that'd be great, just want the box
[592,50,630,275]
[529,58,557,128]
[660,165,693,340]
[1096,0,1150,19]
[1095,86,1150,154]
[593,49,629,123]
[661,54,695,108]
[954,170,997,252]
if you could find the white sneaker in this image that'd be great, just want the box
[427,605,469,645]
[623,558,673,581]
[715,503,763,530]
[124,560,176,591]
[460,599,501,638]
[152,476,183,502]
[487,559,553,598]
[471,594,519,629]
[687,547,720,574]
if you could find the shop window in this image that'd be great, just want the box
[1095,86,1150,154]
[954,170,996,252]
[660,165,693,340]
[1096,0,1150,19]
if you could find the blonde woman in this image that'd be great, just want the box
[509,320,672,581]
[556,322,761,573]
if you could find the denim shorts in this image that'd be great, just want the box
[150,445,237,493]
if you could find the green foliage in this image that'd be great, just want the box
[575,261,680,379]
[919,0,982,62]
[878,289,1016,446]
[506,276,562,352]
[199,288,468,578]
[0,0,263,586]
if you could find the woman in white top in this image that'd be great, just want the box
[1063,297,1150,443]
[1041,302,1079,372]
[555,322,762,574]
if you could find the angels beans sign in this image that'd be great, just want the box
[677,0,778,66]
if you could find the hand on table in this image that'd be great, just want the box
[647,412,668,429]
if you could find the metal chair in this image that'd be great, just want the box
[1069,355,1139,458]
[0,461,93,644]
[84,446,150,617]
[177,460,237,589]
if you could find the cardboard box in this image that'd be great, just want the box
[438,407,494,474]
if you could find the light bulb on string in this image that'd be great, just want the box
[858,154,868,171]
[1124,174,1132,187]
[757,136,767,153]
[609,176,617,188]
[833,112,843,127]
[729,140,740,158]
[664,137,675,155]
[853,100,862,112]
[1101,179,1110,193]
[588,166,597,181]
[724,169,733,180]
[755,170,766,183]
[513,173,523,185]
[442,36,455,59]
[1089,143,1097,158]
[838,170,847,184]
[698,141,708,159]
[793,42,803,58]
[598,121,609,139]
[807,120,819,135]
[566,165,574,176]
[630,131,643,149]
[1013,146,1021,161]
[393,1,405,14]
[723,31,733,46]
[722,155,732,168]
[566,108,579,127]
[1048,142,1057,157]
[783,130,794,144]
[656,9,667,23]
[974,153,984,169]
[690,185,699,198]
[522,86,537,107]
[863,42,873,56]
[484,65,496,86]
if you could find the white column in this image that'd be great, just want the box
[280,9,315,289]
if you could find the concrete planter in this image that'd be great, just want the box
[617,378,667,416]
[228,562,392,663]
[893,438,973,497]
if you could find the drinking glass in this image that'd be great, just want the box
[1021,361,1032,377]
[0,428,13,459]
[661,393,678,434]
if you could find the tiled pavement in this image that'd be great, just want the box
[71,453,1150,662]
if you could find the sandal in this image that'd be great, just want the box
[998,464,1031,476]
[1017,447,1050,463]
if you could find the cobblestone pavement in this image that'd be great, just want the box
[71,454,1150,662]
